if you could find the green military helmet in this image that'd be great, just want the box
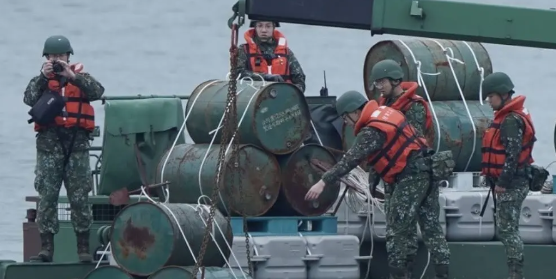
[42,35,74,56]
[370,59,404,81]
[482,72,514,95]
[249,21,280,28]
[336,90,368,115]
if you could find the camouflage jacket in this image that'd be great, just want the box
[321,127,386,186]
[23,72,105,152]
[235,37,306,93]
[495,113,526,188]
[322,126,427,186]
[382,95,427,137]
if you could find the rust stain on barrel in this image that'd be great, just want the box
[117,218,155,260]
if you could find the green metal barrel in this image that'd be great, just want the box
[83,266,134,279]
[363,39,493,101]
[156,143,281,216]
[148,266,251,279]
[341,101,493,172]
[429,101,493,172]
[268,144,341,216]
[111,202,233,277]
[186,79,311,155]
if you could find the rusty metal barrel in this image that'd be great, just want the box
[186,79,311,155]
[267,144,341,216]
[110,202,233,277]
[156,143,281,216]
[148,266,251,279]
[363,39,493,101]
[341,101,493,172]
[83,266,134,279]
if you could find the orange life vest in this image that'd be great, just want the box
[378,82,433,136]
[34,63,95,132]
[354,100,428,184]
[243,29,291,82]
[481,96,535,178]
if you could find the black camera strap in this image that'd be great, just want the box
[53,77,85,171]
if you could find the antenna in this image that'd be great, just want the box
[319,70,328,97]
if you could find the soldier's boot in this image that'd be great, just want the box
[434,264,449,279]
[507,259,524,279]
[76,231,93,263]
[29,232,54,262]
[389,266,408,279]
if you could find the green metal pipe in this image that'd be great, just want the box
[101,95,190,101]
[111,202,233,277]
[148,266,251,279]
[241,0,556,49]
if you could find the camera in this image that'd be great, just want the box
[52,61,64,73]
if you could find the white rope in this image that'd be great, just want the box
[196,75,265,215]
[185,195,251,279]
[397,40,442,153]
[340,167,384,279]
[462,41,486,106]
[309,116,380,279]
[429,39,477,172]
[158,72,267,205]
[123,72,264,276]
[397,39,449,279]
[94,186,208,273]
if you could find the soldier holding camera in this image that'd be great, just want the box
[23,35,105,263]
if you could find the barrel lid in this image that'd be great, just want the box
[83,265,134,279]
[110,202,175,276]
[253,83,311,154]
[279,144,340,216]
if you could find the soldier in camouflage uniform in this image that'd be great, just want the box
[370,59,436,276]
[481,72,535,279]
[235,21,306,93]
[24,35,104,263]
[305,91,450,279]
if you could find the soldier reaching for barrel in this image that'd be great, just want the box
[305,91,453,279]
[370,59,436,276]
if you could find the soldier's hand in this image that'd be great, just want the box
[494,185,506,194]
[41,61,53,76]
[305,179,325,200]
[54,60,76,79]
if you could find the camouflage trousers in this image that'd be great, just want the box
[35,149,93,234]
[495,179,529,266]
[385,172,450,268]
[384,192,419,261]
